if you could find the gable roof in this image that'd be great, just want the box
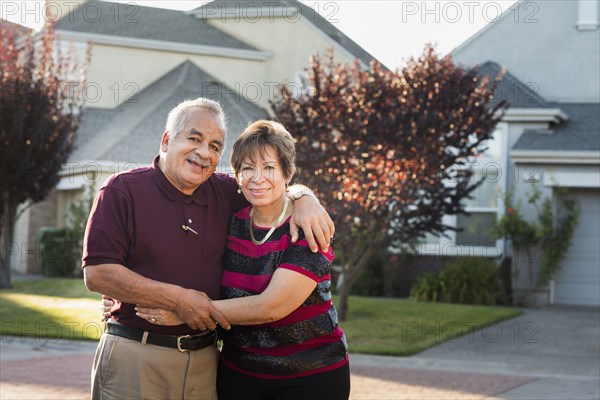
[71,60,268,165]
[477,61,550,109]
[190,0,376,66]
[452,0,526,57]
[56,0,256,50]
[474,62,598,152]
[473,61,599,153]
[512,103,600,152]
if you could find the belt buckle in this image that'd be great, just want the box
[177,334,191,353]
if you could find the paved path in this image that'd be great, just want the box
[1,305,598,399]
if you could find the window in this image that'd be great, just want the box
[456,212,497,245]
[456,167,499,246]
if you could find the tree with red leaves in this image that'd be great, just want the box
[272,46,507,320]
[0,23,90,288]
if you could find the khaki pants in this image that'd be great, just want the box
[91,333,218,400]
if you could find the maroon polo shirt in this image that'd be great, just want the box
[82,156,247,335]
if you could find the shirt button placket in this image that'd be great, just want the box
[183,200,193,238]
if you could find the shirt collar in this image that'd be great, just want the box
[151,155,209,205]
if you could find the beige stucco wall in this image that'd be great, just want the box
[208,16,359,109]
[9,204,31,274]
[81,44,266,109]
[57,10,362,110]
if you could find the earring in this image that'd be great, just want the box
[237,186,242,194]
[285,183,289,192]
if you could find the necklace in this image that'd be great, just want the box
[249,197,290,245]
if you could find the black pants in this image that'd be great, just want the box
[217,361,350,400]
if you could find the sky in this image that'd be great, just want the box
[2,0,518,70]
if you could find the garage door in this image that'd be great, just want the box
[553,189,600,306]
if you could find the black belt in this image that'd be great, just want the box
[105,322,217,352]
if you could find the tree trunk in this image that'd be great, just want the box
[336,247,377,321]
[382,258,394,297]
[0,202,17,289]
[338,276,351,321]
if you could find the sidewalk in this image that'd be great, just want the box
[350,306,600,399]
[1,305,599,399]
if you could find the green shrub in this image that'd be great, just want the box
[410,257,501,305]
[37,176,95,278]
[349,251,410,298]
[350,252,384,296]
[410,272,443,302]
[38,228,81,277]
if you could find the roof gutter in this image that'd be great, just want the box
[500,108,569,123]
[56,30,272,61]
[511,150,600,164]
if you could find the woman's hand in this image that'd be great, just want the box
[135,306,185,326]
[101,296,184,327]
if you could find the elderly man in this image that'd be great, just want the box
[83,98,334,400]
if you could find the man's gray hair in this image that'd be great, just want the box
[165,98,227,140]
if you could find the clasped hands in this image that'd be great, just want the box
[102,288,230,331]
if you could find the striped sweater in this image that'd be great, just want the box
[220,206,348,379]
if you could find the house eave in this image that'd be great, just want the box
[510,150,600,164]
[501,108,569,123]
[56,30,272,61]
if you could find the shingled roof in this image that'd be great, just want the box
[56,0,256,50]
[190,0,376,66]
[477,61,550,109]
[513,103,600,152]
[472,61,599,153]
[71,60,268,165]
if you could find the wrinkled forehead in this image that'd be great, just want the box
[184,108,226,138]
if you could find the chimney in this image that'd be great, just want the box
[577,0,599,30]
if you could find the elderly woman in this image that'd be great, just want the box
[136,120,350,400]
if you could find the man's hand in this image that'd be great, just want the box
[173,289,231,331]
[85,264,230,330]
[289,194,335,253]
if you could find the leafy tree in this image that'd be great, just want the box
[0,23,89,288]
[272,46,507,320]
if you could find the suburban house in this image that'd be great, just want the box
[9,1,598,308]
[448,0,600,306]
[10,0,376,275]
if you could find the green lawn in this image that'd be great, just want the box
[0,278,102,341]
[1,278,522,355]
[337,296,522,355]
